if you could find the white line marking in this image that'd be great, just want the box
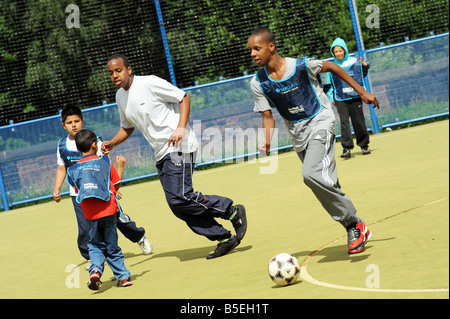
[299,197,449,293]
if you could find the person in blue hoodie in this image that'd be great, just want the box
[327,38,371,158]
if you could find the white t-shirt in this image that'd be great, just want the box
[251,57,336,153]
[57,136,103,196]
[115,75,199,162]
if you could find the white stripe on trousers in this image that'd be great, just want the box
[321,131,335,186]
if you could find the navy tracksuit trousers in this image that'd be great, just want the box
[156,152,233,241]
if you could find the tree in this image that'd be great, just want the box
[0,0,448,125]
[0,0,166,125]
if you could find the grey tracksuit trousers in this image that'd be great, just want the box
[297,129,359,229]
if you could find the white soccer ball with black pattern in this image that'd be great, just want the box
[268,253,300,286]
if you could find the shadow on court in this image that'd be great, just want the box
[91,244,253,294]
[91,269,152,295]
[292,237,395,264]
[126,244,253,266]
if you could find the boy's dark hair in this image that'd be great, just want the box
[75,129,97,153]
[249,28,275,44]
[107,54,131,68]
[61,105,83,123]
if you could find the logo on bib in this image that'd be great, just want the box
[276,82,299,94]
[287,105,305,114]
[84,183,98,190]
[343,87,355,93]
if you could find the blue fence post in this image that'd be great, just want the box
[154,0,177,86]
[348,0,380,134]
[0,166,9,211]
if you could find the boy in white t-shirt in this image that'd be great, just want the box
[103,54,247,259]
[53,106,153,264]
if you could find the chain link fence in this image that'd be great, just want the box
[1,0,448,210]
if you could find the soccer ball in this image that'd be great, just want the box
[268,253,300,286]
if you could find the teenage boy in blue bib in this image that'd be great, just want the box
[327,37,372,158]
[248,28,379,254]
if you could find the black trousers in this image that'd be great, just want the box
[336,98,370,149]
[156,152,233,241]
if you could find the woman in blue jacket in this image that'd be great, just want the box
[327,38,371,158]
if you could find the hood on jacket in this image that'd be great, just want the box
[330,37,349,65]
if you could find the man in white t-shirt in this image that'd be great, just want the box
[248,28,379,254]
[102,54,247,259]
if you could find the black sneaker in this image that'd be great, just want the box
[229,205,247,242]
[206,235,240,259]
[361,146,371,155]
[341,148,351,158]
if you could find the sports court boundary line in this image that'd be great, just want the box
[299,197,449,293]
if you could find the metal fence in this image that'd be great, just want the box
[1,32,448,211]
[1,0,448,125]
[1,0,449,210]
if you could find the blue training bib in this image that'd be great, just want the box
[58,135,103,167]
[67,156,112,204]
[330,59,365,101]
[256,57,322,122]
[58,136,82,167]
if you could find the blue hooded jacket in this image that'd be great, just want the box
[326,38,370,102]
[330,37,350,65]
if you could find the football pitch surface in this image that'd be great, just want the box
[0,120,448,299]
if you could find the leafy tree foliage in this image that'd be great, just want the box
[0,0,448,125]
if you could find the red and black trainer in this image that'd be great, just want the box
[117,277,133,287]
[88,272,102,291]
[347,218,372,254]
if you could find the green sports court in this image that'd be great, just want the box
[1,120,448,299]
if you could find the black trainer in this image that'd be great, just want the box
[229,204,247,242]
[341,148,351,158]
[206,235,240,259]
[361,146,371,155]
